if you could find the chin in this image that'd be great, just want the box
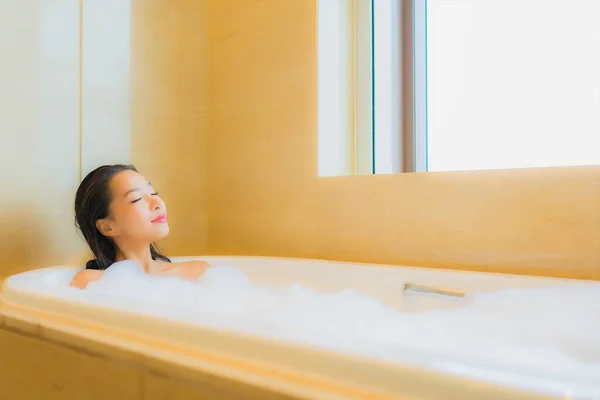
[152,223,170,240]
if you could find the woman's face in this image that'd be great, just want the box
[97,169,169,243]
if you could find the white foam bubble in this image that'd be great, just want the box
[10,262,600,394]
[87,264,600,369]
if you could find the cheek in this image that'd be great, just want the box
[114,205,150,234]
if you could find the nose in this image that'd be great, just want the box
[149,195,161,211]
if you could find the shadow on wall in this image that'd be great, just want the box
[0,204,50,275]
[0,198,177,275]
[0,202,87,276]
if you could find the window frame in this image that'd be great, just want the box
[317,0,427,176]
[356,0,427,174]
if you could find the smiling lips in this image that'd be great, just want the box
[152,214,167,223]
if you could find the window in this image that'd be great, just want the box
[318,0,600,176]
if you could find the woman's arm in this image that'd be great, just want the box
[70,269,104,289]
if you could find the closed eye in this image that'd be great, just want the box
[130,192,158,203]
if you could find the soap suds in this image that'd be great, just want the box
[6,260,600,395]
[86,262,600,374]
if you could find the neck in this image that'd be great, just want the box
[114,240,154,273]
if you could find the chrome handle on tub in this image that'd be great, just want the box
[403,283,466,299]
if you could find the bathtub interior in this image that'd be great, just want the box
[2,256,600,399]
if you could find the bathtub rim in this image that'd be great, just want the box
[0,289,563,400]
[170,255,600,283]
[2,255,599,400]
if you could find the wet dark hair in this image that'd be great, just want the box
[74,164,171,270]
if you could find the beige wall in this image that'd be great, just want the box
[1,0,209,277]
[81,0,131,174]
[1,0,140,274]
[0,1,82,276]
[206,0,600,280]
[131,0,209,255]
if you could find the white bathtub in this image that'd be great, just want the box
[1,256,599,400]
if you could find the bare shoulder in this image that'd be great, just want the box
[70,269,104,289]
[172,260,211,280]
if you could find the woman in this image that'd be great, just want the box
[70,164,210,289]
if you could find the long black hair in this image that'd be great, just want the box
[74,164,171,270]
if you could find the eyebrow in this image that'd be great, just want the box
[124,188,141,197]
[123,182,152,197]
